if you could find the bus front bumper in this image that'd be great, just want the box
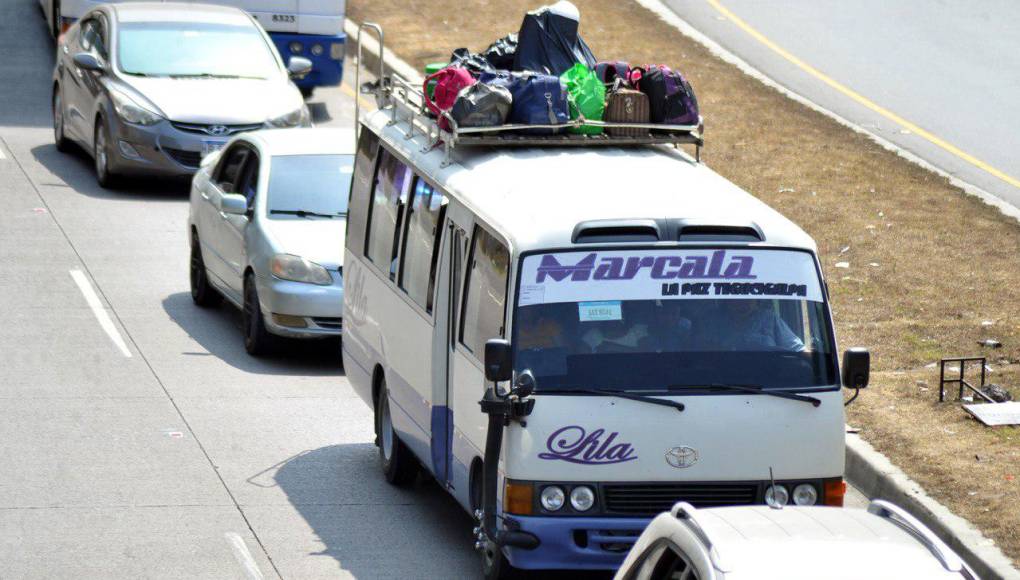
[503,515,651,571]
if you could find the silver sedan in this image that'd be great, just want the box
[52,2,312,188]
[188,128,354,356]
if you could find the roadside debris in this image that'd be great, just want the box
[937,357,1020,426]
[978,339,1003,348]
[835,261,850,269]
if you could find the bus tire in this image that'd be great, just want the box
[472,471,522,580]
[481,537,521,580]
[376,381,417,485]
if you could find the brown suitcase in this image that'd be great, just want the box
[605,85,650,137]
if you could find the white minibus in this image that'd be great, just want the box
[342,51,870,579]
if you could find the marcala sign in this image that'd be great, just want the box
[536,250,755,283]
[539,426,637,465]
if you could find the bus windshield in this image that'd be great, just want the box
[512,249,837,392]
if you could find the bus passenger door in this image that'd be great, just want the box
[432,222,467,490]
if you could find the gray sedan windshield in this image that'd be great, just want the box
[118,22,279,79]
[267,154,355,219]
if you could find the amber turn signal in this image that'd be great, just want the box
[823,478,846,507]
[504,481,534,515]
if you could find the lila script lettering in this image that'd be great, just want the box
[538,426,638,465]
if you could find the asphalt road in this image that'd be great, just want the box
[0,1,864,577]
[663,0,1020,209]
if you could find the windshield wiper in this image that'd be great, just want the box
[544,388,684,413]
[269,209,338,219]
[668,383,821,407]
[169,73,265,80]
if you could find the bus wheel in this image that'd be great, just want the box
[472,474,521,580]
[376,381,417,485]
[481,537,520,580]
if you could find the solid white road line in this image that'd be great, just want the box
[69,269,132,358]
[0,146,7,160]
[225,533,266,580]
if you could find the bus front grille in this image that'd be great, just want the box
[602,482,759,514]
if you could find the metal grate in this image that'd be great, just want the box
[170,121,263,136]
[312,317,343,330]
[164,148,202,168]
[602,483,758,515]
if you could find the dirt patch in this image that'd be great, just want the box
[347,0,1020,564]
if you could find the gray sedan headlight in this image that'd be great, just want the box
[266,106,310,128]
[270,254,332,285]
[110,89,163,126]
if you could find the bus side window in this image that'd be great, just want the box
[346,129,379,257]
[460,224,509,359]
[365,147,411,276]
[398,176,447,313]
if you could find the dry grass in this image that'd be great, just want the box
[348,0,1020,563]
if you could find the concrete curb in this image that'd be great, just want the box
[341,12,1019,579]
[342,19,424,87]
[847,434,1019,580]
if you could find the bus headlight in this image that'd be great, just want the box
[289,41,303,54]
[765,484,789,507]
[792,483,819,506]
[539,486,565,511]
[569,486,595,512]
[311,43,324,56]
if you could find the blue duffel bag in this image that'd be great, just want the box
[481,71,569,133]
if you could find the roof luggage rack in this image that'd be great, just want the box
[355,22,704,167]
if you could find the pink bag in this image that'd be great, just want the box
[423,66,476,131]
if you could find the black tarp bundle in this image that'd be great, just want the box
[511,1,597,76]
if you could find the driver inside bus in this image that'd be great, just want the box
[719,299,804,351]
[581,303,653,353]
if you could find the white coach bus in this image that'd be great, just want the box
[342,48,870,579]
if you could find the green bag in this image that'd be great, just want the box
[560,63,605,135]
[424,62,448,99]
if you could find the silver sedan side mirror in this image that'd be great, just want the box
[218,193,248,215]
[287,56,313,79]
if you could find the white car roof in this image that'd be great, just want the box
[244,128,357,157]
[110,2,253,25]
[673,505,964,579]
[367,109,817,254]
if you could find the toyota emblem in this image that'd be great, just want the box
[665,446,698,468]
[205,125,229,136]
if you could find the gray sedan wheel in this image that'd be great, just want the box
[53,90,69,152]
[93,118,117,188]
[243,273,276,356]
[189,235,222,307]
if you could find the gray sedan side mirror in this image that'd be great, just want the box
[287,56,313,79]
[73,52,104,72]
[218,193,248,215]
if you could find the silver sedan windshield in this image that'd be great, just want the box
[267,154,355,219]
[118,22,279,79]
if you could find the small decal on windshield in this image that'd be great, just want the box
[578,301,622,322]
[519,284,545,306]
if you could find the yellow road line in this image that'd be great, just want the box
[706,0,1020,190]
[339,81,376,111]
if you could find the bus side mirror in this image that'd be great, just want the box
[484,339,513,383]
[842,348,870,389]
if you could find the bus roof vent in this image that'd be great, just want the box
[674,220,764,242]
[572,219,662,244]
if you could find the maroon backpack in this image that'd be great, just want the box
[594,61,632,87]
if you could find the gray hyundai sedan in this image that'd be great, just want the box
[52,2,312,188]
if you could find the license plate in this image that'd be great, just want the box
[202,140,226,156]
